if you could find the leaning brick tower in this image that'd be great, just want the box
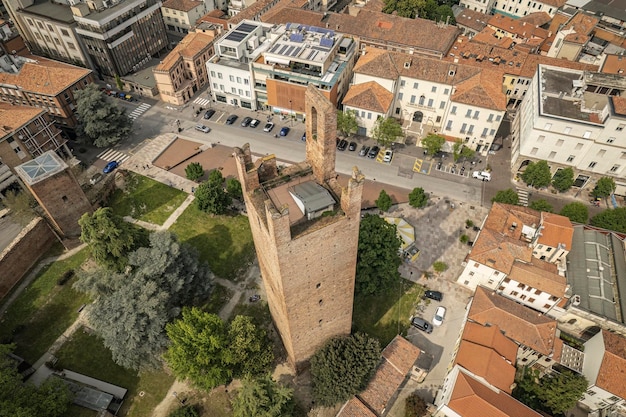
[234,85,364,371]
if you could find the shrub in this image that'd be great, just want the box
[405,393,428,417]
[433,261,448,274]
[459,235,469,244]
[185,162,204,181]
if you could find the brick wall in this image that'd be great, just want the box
[0,217,56,301]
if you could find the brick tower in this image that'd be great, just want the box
[15,151,92,238]
[234,85,364,371]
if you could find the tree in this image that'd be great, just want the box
[551,168,574,192]
[420,134,445,157]
[0,344,73,417]
[1,189,36,226]
[405,393,428,417]
[408,187,429,208]
[491,189,519,205]
[513,367,587,416]
[337,110,358,138]
[310,333,381,406]
[74,231,213,370]
[452,140,463,162]
[371,117,403,148]
[79,207,147,271]
[185,162,204,181]
[232,374,294,417]
[75,84,132,148]
[356,214,402,295]
[529,199,554,213]
[223,315,274,377]
[168,405,200,417]
[433,261,448,274]
[459,145,475,161]
[208,169,224,185]
[382,0,438,20]
[433,4,455,23]
[226,178,243,201]
[593,177,616,198]
[195,177,232,215]
[590,207,626,233]
[521,161,551,188]
[375,189,393,212]
[560,202,588,224]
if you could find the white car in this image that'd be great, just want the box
[383,149,393,163]
[472,171,491,181]
[195,124,211,133]
[263,122,275,132]
[433,306,446,326]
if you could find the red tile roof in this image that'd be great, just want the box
[0,103,46,136]
[342,81,393,113]
[461,322,518,363]
[507,260,566,297]
[469,286,558,356]
[0,59,91,96]
[455,339,516,393]
[337,397,378,417]
[455,8,490,32]
[596,330,626,399]
[538,212,573,249]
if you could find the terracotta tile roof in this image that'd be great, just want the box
[487,14,550,40]
[518,11,552,27]
[155,32,213,71]
[519,53,598,78]
[596,330,626,399]
[337,397,377,417]
[612,96,626,116]
[353,48,400,80]
[229,0,284,26]
[0,60,91,96]
[451,69,507,111]
[537,0,566,8]
[564,33,589,44]
[461,322,518,363]
[564,12,599,36]
[601,54,626,75]
[342,82,393,113]
[538,212,573,249]
[508,260,566,297]
[471,27,516,49]
[263,8,460,56]
[469,286,559,356]
[162,0,203,12]
[382,335,421,375]
[455,8,490,32]
[0,103,46,136]
[448,370,543,417]
[483,203,541,237]
[455,339,516,393]
[469,229,532,274]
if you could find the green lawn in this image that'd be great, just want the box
[170,205,255,280]
[108,172,188,225]
[55,328,175,417]
[0,248,91,363]
[352,278,424,346]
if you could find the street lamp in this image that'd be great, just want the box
[289,100,293,127]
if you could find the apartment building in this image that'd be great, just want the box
[487,13,550,43]
[546,12,599,60]
[206,20,275,110]
[0,57,94,130]
[161,0,207,34]
[70,0,168,77]
[511,64,626,194]
[154,31,215,105]
[251,22,356,117]
[0,103,68,195]
[452,6,489,38]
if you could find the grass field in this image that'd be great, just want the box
[55,328,175,417]
[108,172,188,225]
[352,278,424,346]
[170,205,255,280]
[0,248,91,363]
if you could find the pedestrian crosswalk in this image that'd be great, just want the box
[193,97,212,107]
[128,103,151,120]
[517,188,529,206]
[98,149,130,164]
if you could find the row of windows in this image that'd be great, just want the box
[530,148,626,170]
[211,83,251,97]
[399,81,449,95]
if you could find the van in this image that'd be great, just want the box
[472,171,491,181]
[411,317,433,334]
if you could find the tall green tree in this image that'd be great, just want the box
[529,199,554,213]
[195,170,232,215]
[74,231,213,370]
[405,393,428,417]
[1,189,36,226]
[356,214,402,295]
[559,202,588,224]
[590,207,626,233]
[375,189,393,212]
[452,140,463,162]
[521,160,552,188]
[185,162,204,181]
[408,187,429,208]
[79,207,147,271]
[491,189,519,205]
[420,134,445,157]
[226,178,243,200]
[224,315,274,377]
[232,374,294,417]
[371,117,403,148]
[337,110,358,138]
[75,84,132,148]
[593,177,616,198]
[310,333,381,406]
[0,344,73,417]
[551,168,574,192]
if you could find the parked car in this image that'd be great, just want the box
[472,171,491,181]
[225,114,238,125]
[368,146,380,158]
[383,149,393,163]
[103,161,119,174]
[195,124,211,133]
[359,145,370,156]
[203,109,215,120]
[337,139,348,151]
[241,116,252,127]
[411,317,433,334]
[424,290,443,301]
[348,141,357,151]
[263,122,275,132]
[280,127,290,136]
[433,306,446,326]
[249,118,260,128]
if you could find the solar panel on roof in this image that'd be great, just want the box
[290,33,304,42]
[225,31,247,42]
[285,45,295,56]
[319,37,334,48]
[279,44,289,54]
[238,23,256,33]
[292,47,302,56]
[270,44,281,53]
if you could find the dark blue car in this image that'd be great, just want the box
[103,161,119,174]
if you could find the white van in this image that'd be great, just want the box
[472,171,491,181]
